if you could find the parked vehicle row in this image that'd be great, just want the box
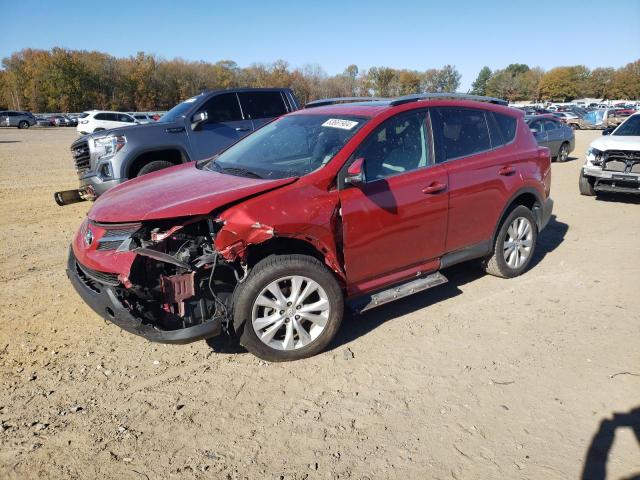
[64,91,554,362]
[525,115,575,162]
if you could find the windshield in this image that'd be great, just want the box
[159,96,200,123]
[201,114,368,179]
[613,115,640,136]
[584,110,605,125]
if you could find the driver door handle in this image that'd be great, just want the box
[165,127,185,133]
[422,182,447,194]
[235,127,251,132]
[498,165,516,176]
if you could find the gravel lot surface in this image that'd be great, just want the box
[1,127,638,479]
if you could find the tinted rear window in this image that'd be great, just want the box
[494,113,517,143]
[202,93,243,123]
[239,92,287,119]
[431,108,491,161]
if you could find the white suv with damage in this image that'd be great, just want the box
[579,113,640,196]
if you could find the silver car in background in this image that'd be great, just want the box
[526,115,575,162]
[0,111,37,129]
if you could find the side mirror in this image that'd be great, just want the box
[530,128,539,135]
[191,111,208,129]
[345,157,366,187]
[602,127,614,136]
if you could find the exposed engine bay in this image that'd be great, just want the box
[115,218,242,334]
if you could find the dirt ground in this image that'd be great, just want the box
[0,126,638,480]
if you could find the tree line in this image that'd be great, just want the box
[470,61,640,102]
[0,48,638,112]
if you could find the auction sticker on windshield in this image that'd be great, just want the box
[322,118,359,130]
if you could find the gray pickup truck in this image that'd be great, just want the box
[55,88,300,205]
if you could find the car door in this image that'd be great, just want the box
[528,119,548,148]
[339,109,449,291]
[188,92,253,159]
[543,119,563,156]
[431,107,522,252]
[238,91,289,130]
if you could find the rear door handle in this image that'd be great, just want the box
[498,166,516,176]
[235,127,251,132]
[165,127,185,133]
[422,182,447,194]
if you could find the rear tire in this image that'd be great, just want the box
[234,254,344,362]
[579,170,596,196]
[571,123,580,130]
[18,121,29,129]
[136,160,175,177]
[482,205,538,279]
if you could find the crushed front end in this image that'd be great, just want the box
[67,217,240,344]
[582,148,640,194]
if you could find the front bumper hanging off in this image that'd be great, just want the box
[66,249,222,344]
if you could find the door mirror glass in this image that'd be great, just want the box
[345,157,366,186]
[191,111,208,129]
[602,127,614,135]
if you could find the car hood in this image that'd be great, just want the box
[81,120,174,141]
[590,135,640,151]
[88,162,297,222]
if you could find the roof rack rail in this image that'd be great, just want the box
[389,93,508,107]
[304,97,387,108]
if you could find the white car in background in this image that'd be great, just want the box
[130,113,154,124]
[580,113,640,197]
[77,110,138,134]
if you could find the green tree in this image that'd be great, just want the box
[470,67,491,95]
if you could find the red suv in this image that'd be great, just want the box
[68,94,553,361]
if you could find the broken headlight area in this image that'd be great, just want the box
[115,218,241,334]
[586,147,603,166]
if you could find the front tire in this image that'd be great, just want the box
[136,160,175,177]
[579,170,596,196]
[482,205,538,279]
[558,142,570,162]
[234,254,344,362]
[18,121,29,129]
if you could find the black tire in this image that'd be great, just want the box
[557,142,570,162]
[571,123,580,130]
[136,160,175,177]
[18,121,29,129]
[579,170,596,196]
[234,254,344,362]
[482,205,538,279]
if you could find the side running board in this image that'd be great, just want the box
[348,272,448,313]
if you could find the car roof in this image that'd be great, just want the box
[524,114,561,121]
[291,98,519,119]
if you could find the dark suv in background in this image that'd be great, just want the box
[55,88,299,205]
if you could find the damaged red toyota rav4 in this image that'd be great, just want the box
[68,94,553,362]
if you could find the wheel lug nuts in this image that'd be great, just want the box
[280,310,285,314]
[295,315,300,320]
[287,302,292,306]
[296,305,301,309]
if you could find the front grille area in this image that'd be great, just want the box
[94,222,141,251]
[71,139,90,178]
[75,259,120,287]
[603,150,640,173]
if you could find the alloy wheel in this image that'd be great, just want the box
[559,144,569,162]
[503,217,533,269]
[251,275,330,351]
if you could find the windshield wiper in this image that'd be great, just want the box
[220,166,263,179]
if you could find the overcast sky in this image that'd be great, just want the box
[1,0,639,91]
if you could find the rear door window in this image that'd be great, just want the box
[494,112,517,143]
[431,108,491,162]
[238,91,288,120]
[201,93,243,123]
[543,119,560,131]
[94,113,108,121]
